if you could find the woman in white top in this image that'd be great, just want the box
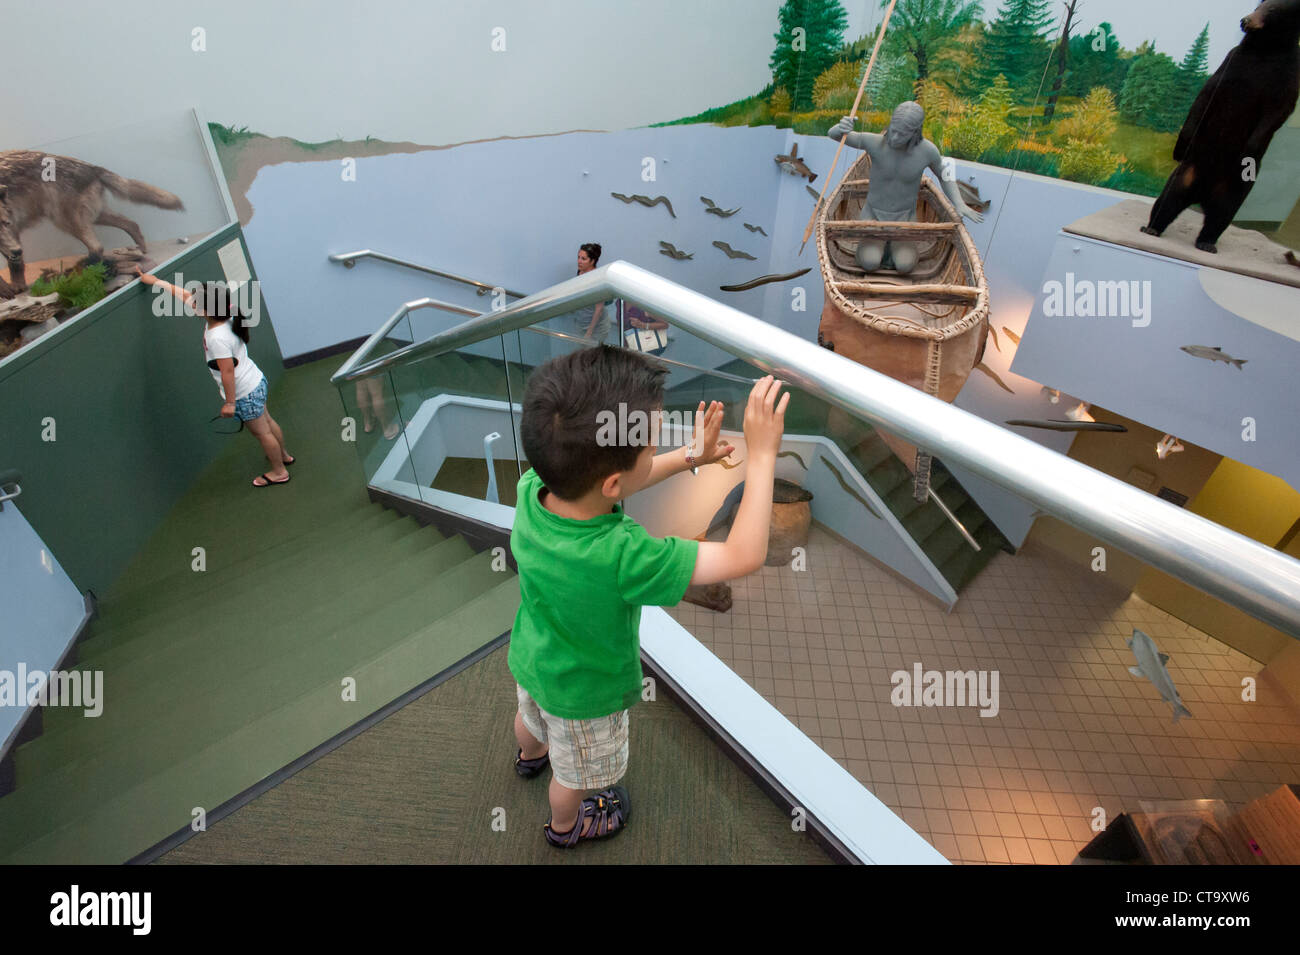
[135,268,295,487]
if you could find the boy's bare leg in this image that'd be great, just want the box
[548,778,588,833]
[514,711,548,760]
[513,711,590,833]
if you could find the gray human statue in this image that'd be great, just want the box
[828,102,984,274]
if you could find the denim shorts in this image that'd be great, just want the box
[234,376,268,422]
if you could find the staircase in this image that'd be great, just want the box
[840,430,1010,592]
[0,498,519,863]
[664,360,1010,595]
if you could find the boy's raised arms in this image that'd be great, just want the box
[690,376,789,586]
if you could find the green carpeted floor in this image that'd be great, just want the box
[156,644,833,865]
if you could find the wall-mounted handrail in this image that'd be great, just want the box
[331,261,1300,635]
[928,487,980,552]
[328,249,527,300]
[0,468,21,511]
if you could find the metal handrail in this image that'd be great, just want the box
[332,297,481,383]
[330,260,1300,636]
[328,249,527,299]
[523,325,756,386]
[928,487,980,552]
[0,468,21,512]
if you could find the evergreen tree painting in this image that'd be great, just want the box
[1061,21,1129,100]
[884,0,985,80]
[1119,49,1185,133]
[970,0,1057,101]
[1175,24,1211,116]
[769,0,851,109]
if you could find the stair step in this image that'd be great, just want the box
[849,434,895,474]
[1,575,521,864]
[75,509,426,663]
[921,524,971,575]
[5,547,508,829]
[25,532,471,763]
[97,500,390,625]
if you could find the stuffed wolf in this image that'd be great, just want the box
[0,150,184,287]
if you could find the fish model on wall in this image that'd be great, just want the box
[774,142,818,182]
[974,362,1015,394]
[610,192,676,218]
[658,241,693,261]
[1127,628,1192,722]
[720,267,812,292]
[712,241,756,261]
[743,223,768,236]
[1180,345,1247,369]
[700,196,741,218]
[956,180,992,214]
[1005,419,1128,433]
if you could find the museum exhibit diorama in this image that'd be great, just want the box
[1,0,1299,873]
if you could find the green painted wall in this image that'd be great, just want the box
[0,224,283,595]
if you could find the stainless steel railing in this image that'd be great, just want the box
[328,249,527,299]
[330,260,1300,636]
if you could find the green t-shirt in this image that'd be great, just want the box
[507,468,699,719]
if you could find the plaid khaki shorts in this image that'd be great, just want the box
[516,684,629,790]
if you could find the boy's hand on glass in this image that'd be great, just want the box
[744,376,789,460]
[690,400,735,466]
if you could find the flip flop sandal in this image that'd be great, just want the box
[515,747,549,778]
[544,785,631,848]
[282,455,296,466]
[253,472,291,488]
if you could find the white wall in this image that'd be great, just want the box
[0,0,782,151]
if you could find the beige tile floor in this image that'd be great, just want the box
[665,525,1300,865]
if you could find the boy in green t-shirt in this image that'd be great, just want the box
[508,344,789,848]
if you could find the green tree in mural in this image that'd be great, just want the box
[970,0,1057,101]
[883,0,985,80]
[770,0,851,109]
[1119,49,1185,133]
[1061,22,1129,100]
[1176,24,1211,114]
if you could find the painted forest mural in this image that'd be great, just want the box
[662,0,1231,197]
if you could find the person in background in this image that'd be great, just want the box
[573,243,613,342]
[620,302,670,357]
[135,267,295,488]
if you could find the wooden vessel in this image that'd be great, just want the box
[816,151,990,500]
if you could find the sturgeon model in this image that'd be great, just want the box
[1127,628,1192,722]
[815,148,990,499]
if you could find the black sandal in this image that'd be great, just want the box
[515,747,549,778]
[544,786,631,848]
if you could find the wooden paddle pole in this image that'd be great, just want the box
[798,0,899,254]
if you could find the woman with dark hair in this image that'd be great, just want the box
[135,268,295,488]
[573,243,613,341]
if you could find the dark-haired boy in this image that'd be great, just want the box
[508,344,789,847]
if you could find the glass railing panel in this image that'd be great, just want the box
[336,365,414,489]
[371,332,519,521]
[499,327,596,501]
